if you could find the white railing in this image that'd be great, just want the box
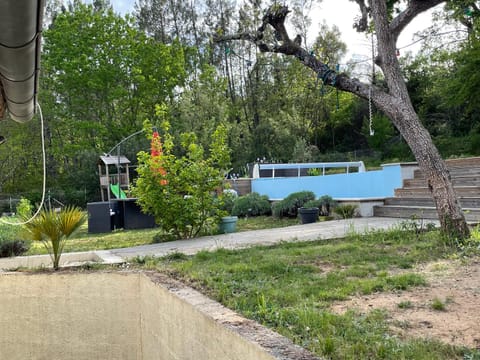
[252,162,366,179]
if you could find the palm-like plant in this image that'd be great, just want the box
[23,206,86,270]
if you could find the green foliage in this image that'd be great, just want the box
[132,119,231,239]
[219,190,238,215]
[397,300,413,309]
[231,192,272,217]
[303,195,337,216]
[272,191,316,218]
[334,204,358,219]
[154,228,465,359]
[35,2,187,202]
[15,198,33,219]
[23,206,86,270]
[0,222,30,258]
[5,0,480,203]
[431,296,453,312]
[363,113,396,152]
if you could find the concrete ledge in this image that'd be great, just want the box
[335,198,386,217]
[0,250,124,270]
[145,272,320,360]
[0,272,321,360]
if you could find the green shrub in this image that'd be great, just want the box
[220,190,238,215]
[132,118,231,239]
[334,204,358,219]
[272,191,315,218]
[0,223,30,257]
[231,192,271,217]
[0,240,30,257]
[15,198,33,219]
[303,195,337,216]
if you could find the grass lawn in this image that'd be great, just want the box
[24,215,299,255]
[135,228,479,360]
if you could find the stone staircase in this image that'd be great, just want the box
[373,157,480,223]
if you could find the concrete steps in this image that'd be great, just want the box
[384,197,480,208]
[374,157,480,222]
[395,186,480,198]
[374,205,480,221]
[403,176,480,187]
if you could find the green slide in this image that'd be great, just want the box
[110,184,127,199]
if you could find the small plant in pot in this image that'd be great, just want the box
[301,195,337,222]
[298,207,319,224]
[218,189,239,234]
[298,200,320,224]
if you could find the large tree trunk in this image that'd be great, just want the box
[377,96,469,238]
[369,0,469,238]
[217,0,470,238]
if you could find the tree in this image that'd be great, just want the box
[218,1,470,238]
[132,117,231,239]
[39,2,186,203]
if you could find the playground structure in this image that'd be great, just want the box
[89,154,155,234]
[98,155,131,202]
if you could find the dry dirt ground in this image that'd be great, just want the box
[331,258,480,349]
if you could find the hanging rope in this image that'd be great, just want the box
[0,103,47,226]
[369,33,376,136]
[368,86,374,136]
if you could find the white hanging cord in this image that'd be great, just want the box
[0,103,47,226]
[368,87,374,136]
[369,33,375,136]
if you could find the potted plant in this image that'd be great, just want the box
[218,189,238,233]
[298,207,319,224]
[299,195,337,224]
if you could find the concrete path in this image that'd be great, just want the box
[111,217,413,260]
[0,217,431,271]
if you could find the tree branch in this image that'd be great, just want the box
[352,0,369,32]
[215,5,396,108]
[390,0,445,41]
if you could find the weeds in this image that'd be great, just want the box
[151,228,467,359]
[431,297,447,311]
[430,297,453,311]
[398,300,414,309]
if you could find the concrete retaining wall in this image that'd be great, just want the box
[0,272,319,360]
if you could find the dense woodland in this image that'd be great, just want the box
[0,0,479,207]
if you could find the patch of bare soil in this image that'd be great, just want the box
[331,258,480,349]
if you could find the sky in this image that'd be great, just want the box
[106,0,439,63]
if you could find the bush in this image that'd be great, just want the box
[231,192,271,217]
[0,240,30,257]
[132,119,231,239]
[0,223,30,257]
[334,204,358,219]
[272,191,315,218]
[303,195,337,216]
[220,189,238,215]
[15,197,33,218]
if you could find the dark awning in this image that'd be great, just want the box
[99,156,132,166]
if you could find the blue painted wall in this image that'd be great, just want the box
[251,164,402,200]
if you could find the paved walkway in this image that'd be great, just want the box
[0,217,430,270]
[111,217,413,260]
